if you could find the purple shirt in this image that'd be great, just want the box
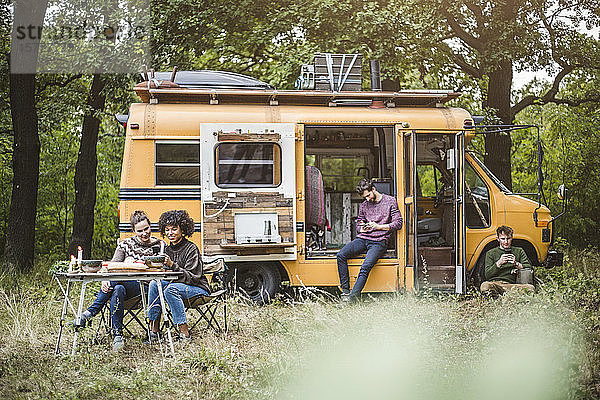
[356,194,403,242]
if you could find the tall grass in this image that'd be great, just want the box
[0,249,598,399]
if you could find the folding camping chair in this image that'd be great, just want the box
[168,259,228,334]
[95,286,149,342]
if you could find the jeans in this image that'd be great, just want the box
[337,238,387,296]
[85,281,141,336]
[148,280,209,326]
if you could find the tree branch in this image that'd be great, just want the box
[541,12,569,69]
[37,74,82,95]
[512,6,600,115]
[462,0,484,27]
[551,96,600,107]
[441,5,484,53]
[439,42,483,78]
[512,65,573,114]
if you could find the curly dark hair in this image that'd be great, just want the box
[356,178,374,194]
[158,210,195,237]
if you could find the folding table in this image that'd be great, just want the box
[54,270,182,357]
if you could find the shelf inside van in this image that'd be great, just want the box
[219,243,296,249]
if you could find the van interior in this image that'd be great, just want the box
[304,125,396,258]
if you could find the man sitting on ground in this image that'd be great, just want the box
[481,225,535,296]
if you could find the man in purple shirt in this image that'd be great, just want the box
[338,178,403,302]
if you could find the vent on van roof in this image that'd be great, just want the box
[147,70,274,90]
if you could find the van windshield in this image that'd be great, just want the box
[468,153,511,194]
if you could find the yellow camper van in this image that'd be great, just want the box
[117,66,559,302]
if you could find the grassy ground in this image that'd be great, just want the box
[0,250,599,399]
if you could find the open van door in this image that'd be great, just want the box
[199,123,297,262]
[454,131,467,293]
[401,128,418,291]
[402,127,466,293]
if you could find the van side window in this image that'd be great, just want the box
[155,142,200,185]
[465,162,491,228]
[215,143,281,187]
[318,155,366,192]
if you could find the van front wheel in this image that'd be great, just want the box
[235,264,281,305]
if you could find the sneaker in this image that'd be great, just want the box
[71,310,92,328]
[340,293,357,304]
[112,335,124,352]
[144,331,161,344]
[178,333,192,344]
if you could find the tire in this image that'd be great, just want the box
[235,263,281,305]
[472,256,486,289]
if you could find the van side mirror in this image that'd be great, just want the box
[557,184,567,201]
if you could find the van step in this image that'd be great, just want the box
[420,264,455,285]
[423,265,455,271]
[418,283,456,293]
[423,283,455,289]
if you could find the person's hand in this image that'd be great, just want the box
[496,253,515,267]
[164,254,174,269]
[365,221,377,231]
[101,281,112,293]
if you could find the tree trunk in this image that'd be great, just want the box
[67,74,107,258]
[484,59,513,190]
[2,0,48,272]
[3,74,40,271]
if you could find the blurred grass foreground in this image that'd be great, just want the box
[0,248,598,399]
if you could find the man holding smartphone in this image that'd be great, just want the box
[481,225,534,295]
[337,178,403,302]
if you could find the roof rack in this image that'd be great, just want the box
[134,87,461,107]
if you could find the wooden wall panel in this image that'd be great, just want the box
[203,191,294,256]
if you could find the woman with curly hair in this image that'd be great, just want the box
[147,210,209,342]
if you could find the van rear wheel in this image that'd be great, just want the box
[236,264,281,305]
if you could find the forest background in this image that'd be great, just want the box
[0,0,598,264]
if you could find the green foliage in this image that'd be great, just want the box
[36,122,78,257]
[514,76,600,248]
[417,165,438,196]
[92,117,126,259]
[48,259,70,275]
[0,1,12,253]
